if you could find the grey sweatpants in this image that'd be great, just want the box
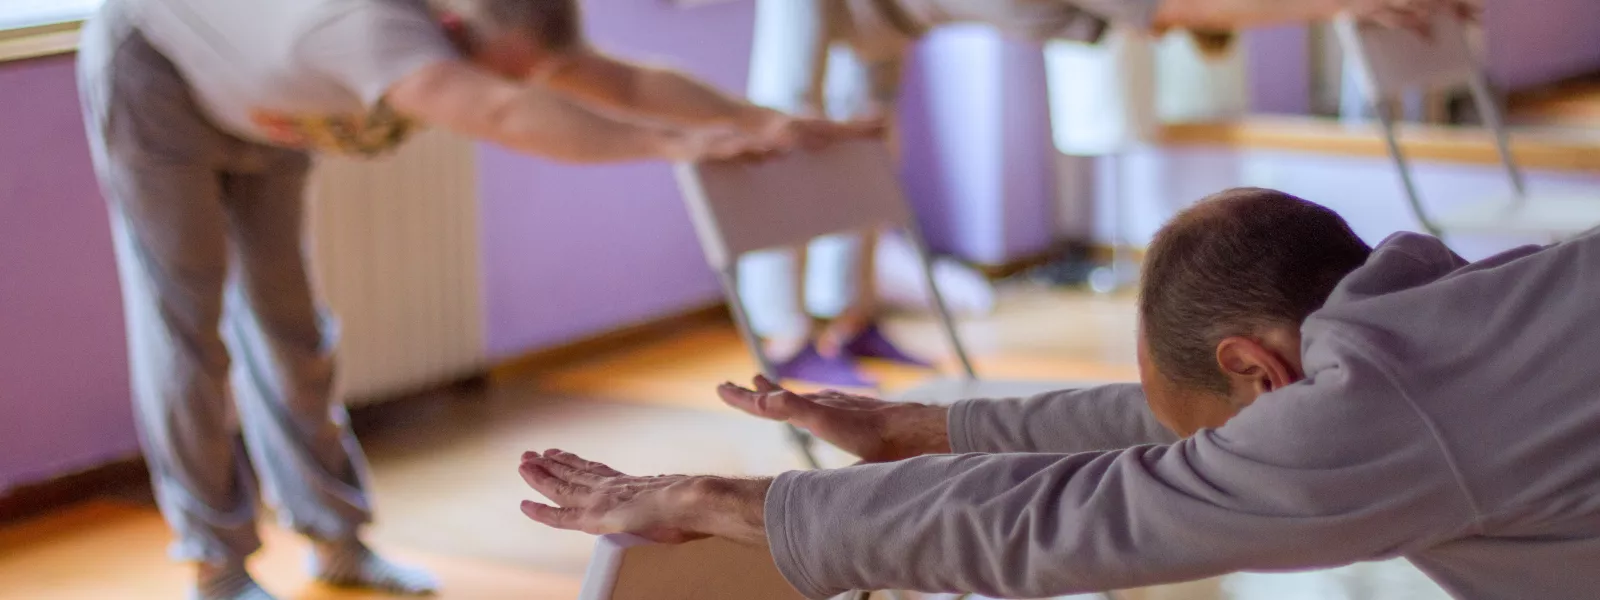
[78,2,372,565]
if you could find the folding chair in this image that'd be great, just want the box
[579,534,805,600]
[1334,13,1600,240]
[675,138,978,470]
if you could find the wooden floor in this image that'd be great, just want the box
[0,502,581,600]
[0,286,1447,599]
[529,284,1141,410]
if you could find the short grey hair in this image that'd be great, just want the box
[1140,188,1372,395]
[428,0,584,50]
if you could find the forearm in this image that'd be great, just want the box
[687,477,772,546]
[549,52,776,130]
[1153,0,1345,30]
[485,89,680,163]
[388,61,681,163]
[628,66,777,128]
[948,383,1177,454]
[765,451,1218,598]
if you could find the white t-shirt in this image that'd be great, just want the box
[128,0,461,156]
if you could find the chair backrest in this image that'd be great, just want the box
[1333,12,1527,205]
[676,139,916,271]
[1333,13,1479,101]
[578,534,806,600]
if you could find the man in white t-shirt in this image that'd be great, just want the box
[76,1,872,598]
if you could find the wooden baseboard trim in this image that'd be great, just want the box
[0,457,149,525]
[489,301,732,382]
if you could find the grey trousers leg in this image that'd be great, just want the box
[78,7,372,565]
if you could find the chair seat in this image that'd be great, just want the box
[1434,192,1600,236]
[580,534,805,600]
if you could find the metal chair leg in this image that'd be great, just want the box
[1466,71,1526,199]
[1372,99,1444,237]
[717,266,824,470]
[903,229,976,380]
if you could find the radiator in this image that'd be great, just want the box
[307,128,487,405]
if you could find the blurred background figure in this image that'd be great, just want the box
[75,0,866,598]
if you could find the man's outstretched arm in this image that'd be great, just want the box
[521,348,1476,598]
[715,378,1173,462]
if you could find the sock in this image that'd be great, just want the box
[192,565,276,600]
[310,541,438,596]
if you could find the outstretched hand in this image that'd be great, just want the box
[738,109,888,156]
[777,116,888,151]
[518,450,770,545]
[717,376,951,464]
[664,110,887,164]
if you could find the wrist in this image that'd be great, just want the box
[681,476,771,545]
[882,404,952,460]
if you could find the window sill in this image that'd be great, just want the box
[0,21,83,64]
[1156,116,1600,172]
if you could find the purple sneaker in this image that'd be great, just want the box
[773,342,877,388]
[842,323,934,369]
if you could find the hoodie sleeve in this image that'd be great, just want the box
[947,384,1177,454]
[766,337,1478,599]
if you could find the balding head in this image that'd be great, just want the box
[1136,188,1372,433]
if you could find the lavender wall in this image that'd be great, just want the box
[997,35,1062,260]
[897,26,1058,265]
[479,0,751,358]
[1484,0,1600,92]
[0,56,137,492]
[1243,26,1312,115]
[897,28,1001,261]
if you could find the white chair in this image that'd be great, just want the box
[1334,13,1600,240]
[675,139,978,470]
[579,534,806,600]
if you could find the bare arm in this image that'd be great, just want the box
[1152,0,1344,29]
[385,59,698,163]
[1152,0,1478,32]
[543,48,784,132]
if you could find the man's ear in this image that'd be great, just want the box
[1215,336,1296,404]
